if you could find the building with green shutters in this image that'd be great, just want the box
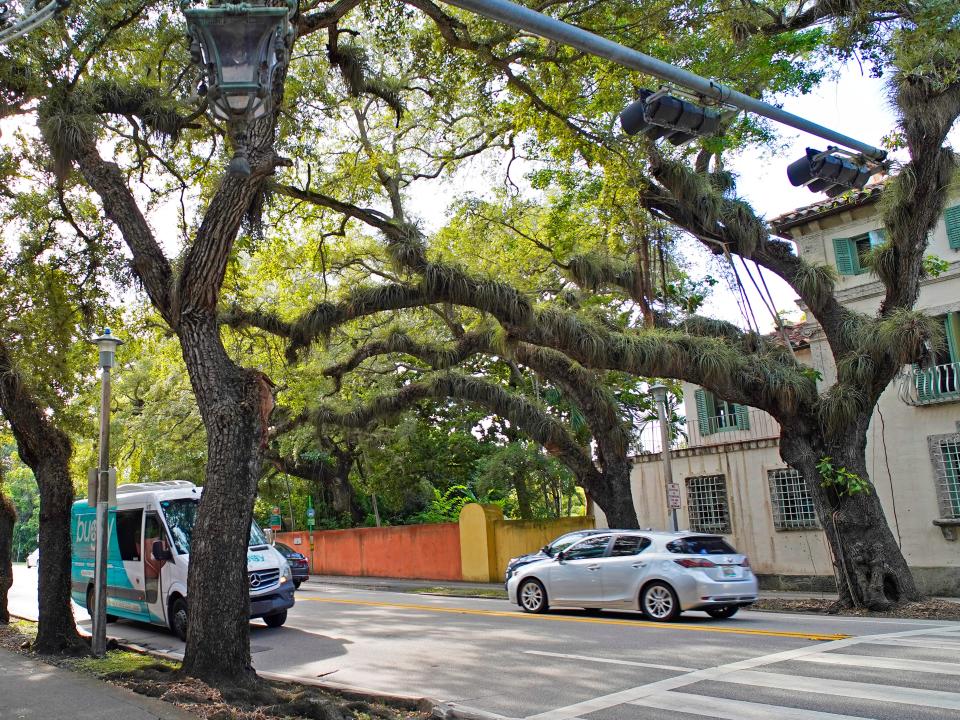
[613,183,960,596]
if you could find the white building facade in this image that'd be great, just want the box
[617,186,960,596]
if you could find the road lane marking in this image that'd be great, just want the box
[864,637,960,650]
[798,652,960,675]
[522,650,694,673]
[303,597,850,641]
[631,691,875,720]
[525,623,960,720]
[717,669,960,710]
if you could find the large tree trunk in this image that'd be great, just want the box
[588,457,639,529]
[0,343,84,652]
[179,314,271,687]
[780,424,920,610]
[0,486,14,624]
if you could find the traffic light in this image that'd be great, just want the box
[786,148,875,197]
[620,89,721,145]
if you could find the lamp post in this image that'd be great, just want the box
[90,328,123,657]
[650,383,679,532]
[182,0,295,175]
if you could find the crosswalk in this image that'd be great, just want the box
[528,624,960,720]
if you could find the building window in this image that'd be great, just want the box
[768,468,819,530]
[694,389,750,436]
[685,475,731,534]
[832,229,885,276]
[914,312,960,404]
[945,204,960,250]
[932,437,960,519]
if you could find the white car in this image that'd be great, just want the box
[26,548,39,568]
[506,530,757,621]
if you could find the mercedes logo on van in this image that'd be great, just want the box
[250,574,262,588]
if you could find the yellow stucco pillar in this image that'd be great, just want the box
[459,503,503,582]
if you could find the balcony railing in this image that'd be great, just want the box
[898,362,960,406]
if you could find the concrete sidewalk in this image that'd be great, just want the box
[0,646,197,720]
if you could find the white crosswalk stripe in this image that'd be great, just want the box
[529,625,960,720]
[631,691,877,719]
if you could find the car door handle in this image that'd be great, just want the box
[587,564,600,571]
[632,562,646,569]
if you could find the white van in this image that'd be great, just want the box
[71,481,295,641]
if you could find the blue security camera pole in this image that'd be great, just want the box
[437,0,888,162]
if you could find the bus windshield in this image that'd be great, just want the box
[160,499,270,555]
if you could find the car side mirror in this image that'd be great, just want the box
[152,540,173,562]
[556,550,567,563]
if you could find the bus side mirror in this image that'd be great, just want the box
[152,541,173,562]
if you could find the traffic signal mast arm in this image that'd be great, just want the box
[438,0,888,163]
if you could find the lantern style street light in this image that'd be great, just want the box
[182,0,295,175]
[649,383,679,532]
[90,328,123,657]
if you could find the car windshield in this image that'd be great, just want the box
[160,499,269,555]
[668,536,737,555]
[545,532,590,556]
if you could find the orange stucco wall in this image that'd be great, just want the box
[275,523,462,581]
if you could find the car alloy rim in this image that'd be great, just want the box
[645,586,673,618]
[521,582,542,610]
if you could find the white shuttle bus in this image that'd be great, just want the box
[71,481,295,641]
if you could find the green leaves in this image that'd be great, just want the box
[817,456,872,497]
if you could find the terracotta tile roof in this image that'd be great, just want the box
[771,320,817,350]
[769,178,889,235]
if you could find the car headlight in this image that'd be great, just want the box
[280,561,292,584]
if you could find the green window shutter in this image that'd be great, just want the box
[833,237,860,275]
[946,312,960,364]
[868,229,887,247]
[694,389,713,436]
[733,404,751,430]
[914,363,934,402]
[945,205,960,250]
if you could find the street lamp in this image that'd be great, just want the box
[182,0,295,175]
[649,383,679,532]
[90,328,123,657]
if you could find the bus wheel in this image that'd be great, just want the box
[86,587,117,623]
[170,597,188,642]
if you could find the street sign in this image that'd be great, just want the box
[666,482,681,509]
[269,505,282,531]
[306,498,315,529]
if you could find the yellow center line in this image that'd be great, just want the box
[304,596,850,641]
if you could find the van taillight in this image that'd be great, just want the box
[674,558,716,568]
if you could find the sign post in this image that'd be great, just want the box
[269,506,283,532]
[306,497,315,573]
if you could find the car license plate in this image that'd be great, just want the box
[721,565,737,577]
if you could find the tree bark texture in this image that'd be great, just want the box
[779,424,920,610]
[178,313,270,686]
[0,487,14,624]
[0,343,83,652]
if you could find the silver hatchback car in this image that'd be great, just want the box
[506,530,757,621]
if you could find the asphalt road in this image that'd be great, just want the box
[9,565,960,720]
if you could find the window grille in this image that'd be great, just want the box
[768,468,819,530]
[937,439,960,519]
[685,475,731,534]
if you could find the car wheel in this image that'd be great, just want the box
[640,582,680,622]
[518,579,548,614]
[170,597,188,642]
[264,610,287,628]
[706,605,739,619]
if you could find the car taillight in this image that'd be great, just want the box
[740,557,750,567]
[674,558,716,568]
